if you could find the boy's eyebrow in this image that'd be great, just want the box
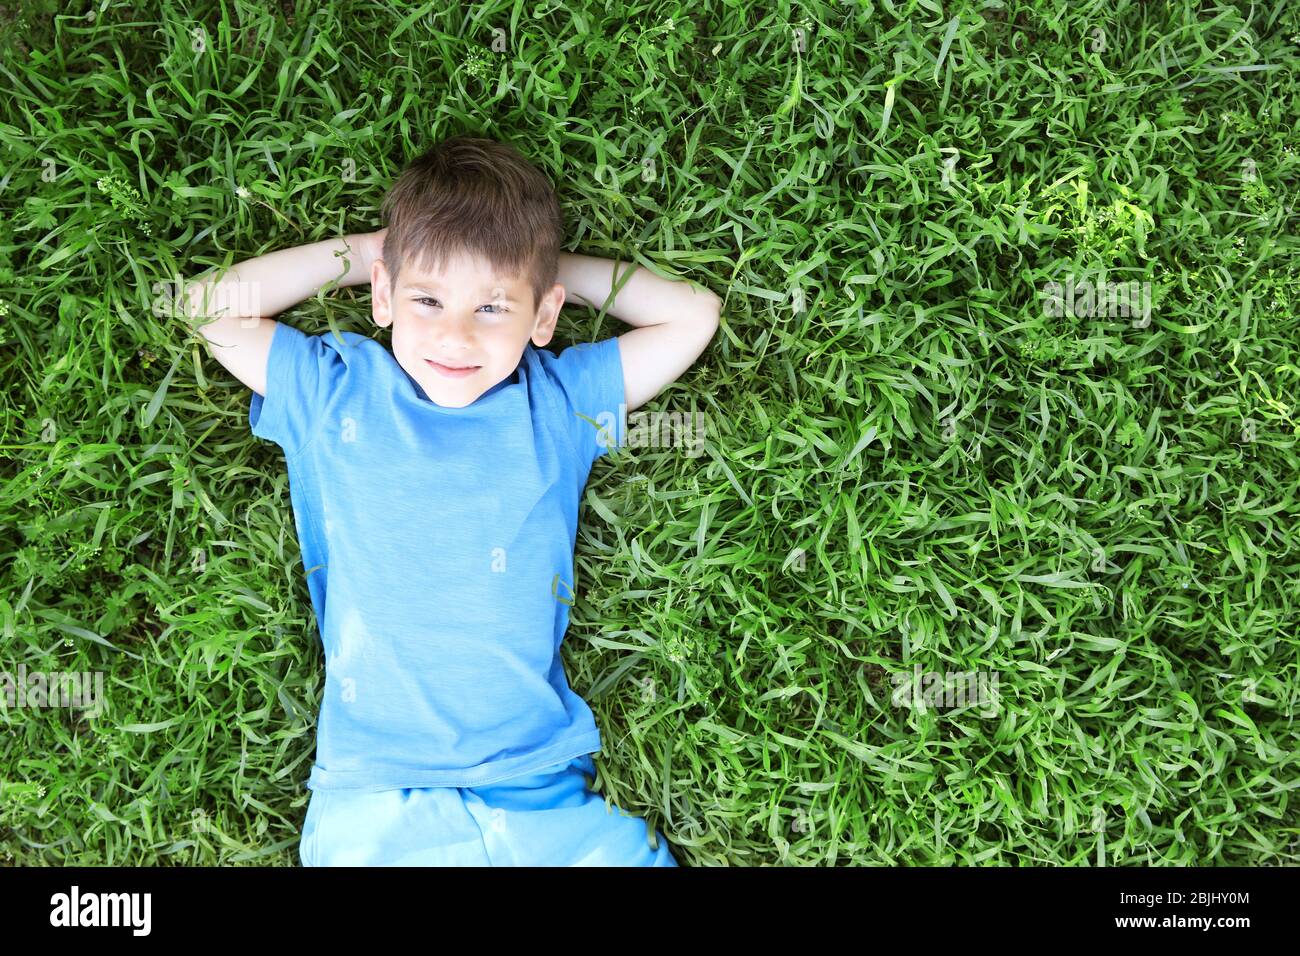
[403,282,518,301]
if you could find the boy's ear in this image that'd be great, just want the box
[372,258,393,328]
[529,283,565,348]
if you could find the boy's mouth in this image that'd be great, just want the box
[426,358,481,379]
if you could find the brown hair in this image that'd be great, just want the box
[378,134,563,313]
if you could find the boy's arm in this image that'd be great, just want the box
[556,252,721,413]
[182,232,382,397]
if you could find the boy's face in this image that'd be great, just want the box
[372,248,564,408]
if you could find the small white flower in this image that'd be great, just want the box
[235,185,251,200]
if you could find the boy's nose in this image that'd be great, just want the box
[433,314,476,350]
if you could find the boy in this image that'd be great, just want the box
[182,135,720,866]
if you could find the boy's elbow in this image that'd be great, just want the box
[688,299,720,356]
[699,292,722,329]
[683,284,720,323]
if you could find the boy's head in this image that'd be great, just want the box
[371,134,565,408]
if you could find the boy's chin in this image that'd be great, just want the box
[401,359,489,406]
[420,379,478,407]
[424,373,497,408]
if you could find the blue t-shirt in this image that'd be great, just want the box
[248,322,626,792]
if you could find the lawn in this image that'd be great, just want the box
[1,0,1297,865]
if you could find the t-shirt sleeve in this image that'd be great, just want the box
[544,336,626,466]
[248,322,347,459]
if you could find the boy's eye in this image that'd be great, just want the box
[412,297,506,314]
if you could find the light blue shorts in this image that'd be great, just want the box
[299,753,678,866]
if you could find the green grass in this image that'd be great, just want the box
[2,0,1298,865]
